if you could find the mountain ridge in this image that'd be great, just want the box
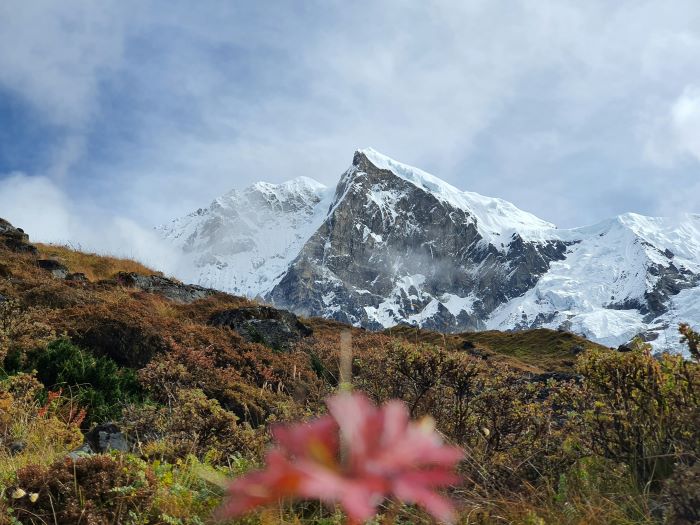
[159,148,700,352]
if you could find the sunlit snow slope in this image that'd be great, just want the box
[488,213,700,349]
[157,177,333,297]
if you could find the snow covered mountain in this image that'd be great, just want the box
[159,148,700,352]
[157,176,333,297]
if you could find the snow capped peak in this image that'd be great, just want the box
[356,147,465,198]
[354,147,556,244]
[251,176,327,193]
[247,176,327,199]
[559,212,700,270]
[213,176,331,216]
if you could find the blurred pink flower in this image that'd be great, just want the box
[217,392,462,524]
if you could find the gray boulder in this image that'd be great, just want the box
[115,272,217,303]
[68,423,130,459]
[37,259,69,279]
[210,306,312,351]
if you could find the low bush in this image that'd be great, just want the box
[18,339,143,425]
[123,388,266,464]
[577,338,700,490]
[8,454,156,524]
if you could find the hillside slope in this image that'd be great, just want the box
[3,218,700,525]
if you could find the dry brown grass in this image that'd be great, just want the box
[385,325,610,373]
[35,243,161,281]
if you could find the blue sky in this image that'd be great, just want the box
[1,1,700,266]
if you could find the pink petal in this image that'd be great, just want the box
[293,461,386,522]
[327,392,384,469]
[218,454,301,518]
[339,481,385,522]
[379,400,409,445]
[392,479,457,524]
[327,393,376,444]
[272,415,339,460]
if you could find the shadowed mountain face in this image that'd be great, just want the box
[160,149,700,352]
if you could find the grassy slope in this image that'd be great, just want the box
[5,233,694,525]
[35,243,162,281]
[385,325,610,373]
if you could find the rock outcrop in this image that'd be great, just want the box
[37,259,69,279]
[115,272,218,304]
[0,218,37,255]
[269,150,570,332]
[209,306,312,351]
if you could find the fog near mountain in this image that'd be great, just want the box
[158,149,700,352]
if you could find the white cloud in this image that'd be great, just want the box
[0,173,74,241]
[0,0,126,129]
[0,173,182,275]
[671,86,700,161]
[2,0,700,244]
[643,85,700,167]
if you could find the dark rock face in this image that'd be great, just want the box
[210,306,312,351]
[69,423,130,459]
[0,218,38,255]
[643,261,699,319]
[37,259,69,279]
[115,272,217,304]
[268,151,568,332]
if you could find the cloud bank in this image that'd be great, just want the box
[1,1,700,272]
[0,173,181,274]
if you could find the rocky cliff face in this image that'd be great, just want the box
[160,148,700,352]
[269,150,570,331]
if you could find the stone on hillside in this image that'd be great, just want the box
[210,306,312,351]
[68,423,130,459]
[8,441,26,455]
[37,259,69,279]
[115,272,217,303]
[0,218,38,255]
[85,422,129,453]
[66,272,89,282]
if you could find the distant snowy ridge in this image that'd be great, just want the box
[159,148,700,353]
[489,213,700,348]
[157,176,333,297]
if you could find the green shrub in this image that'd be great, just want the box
[577,338,700,490]
[24,339,143,425]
